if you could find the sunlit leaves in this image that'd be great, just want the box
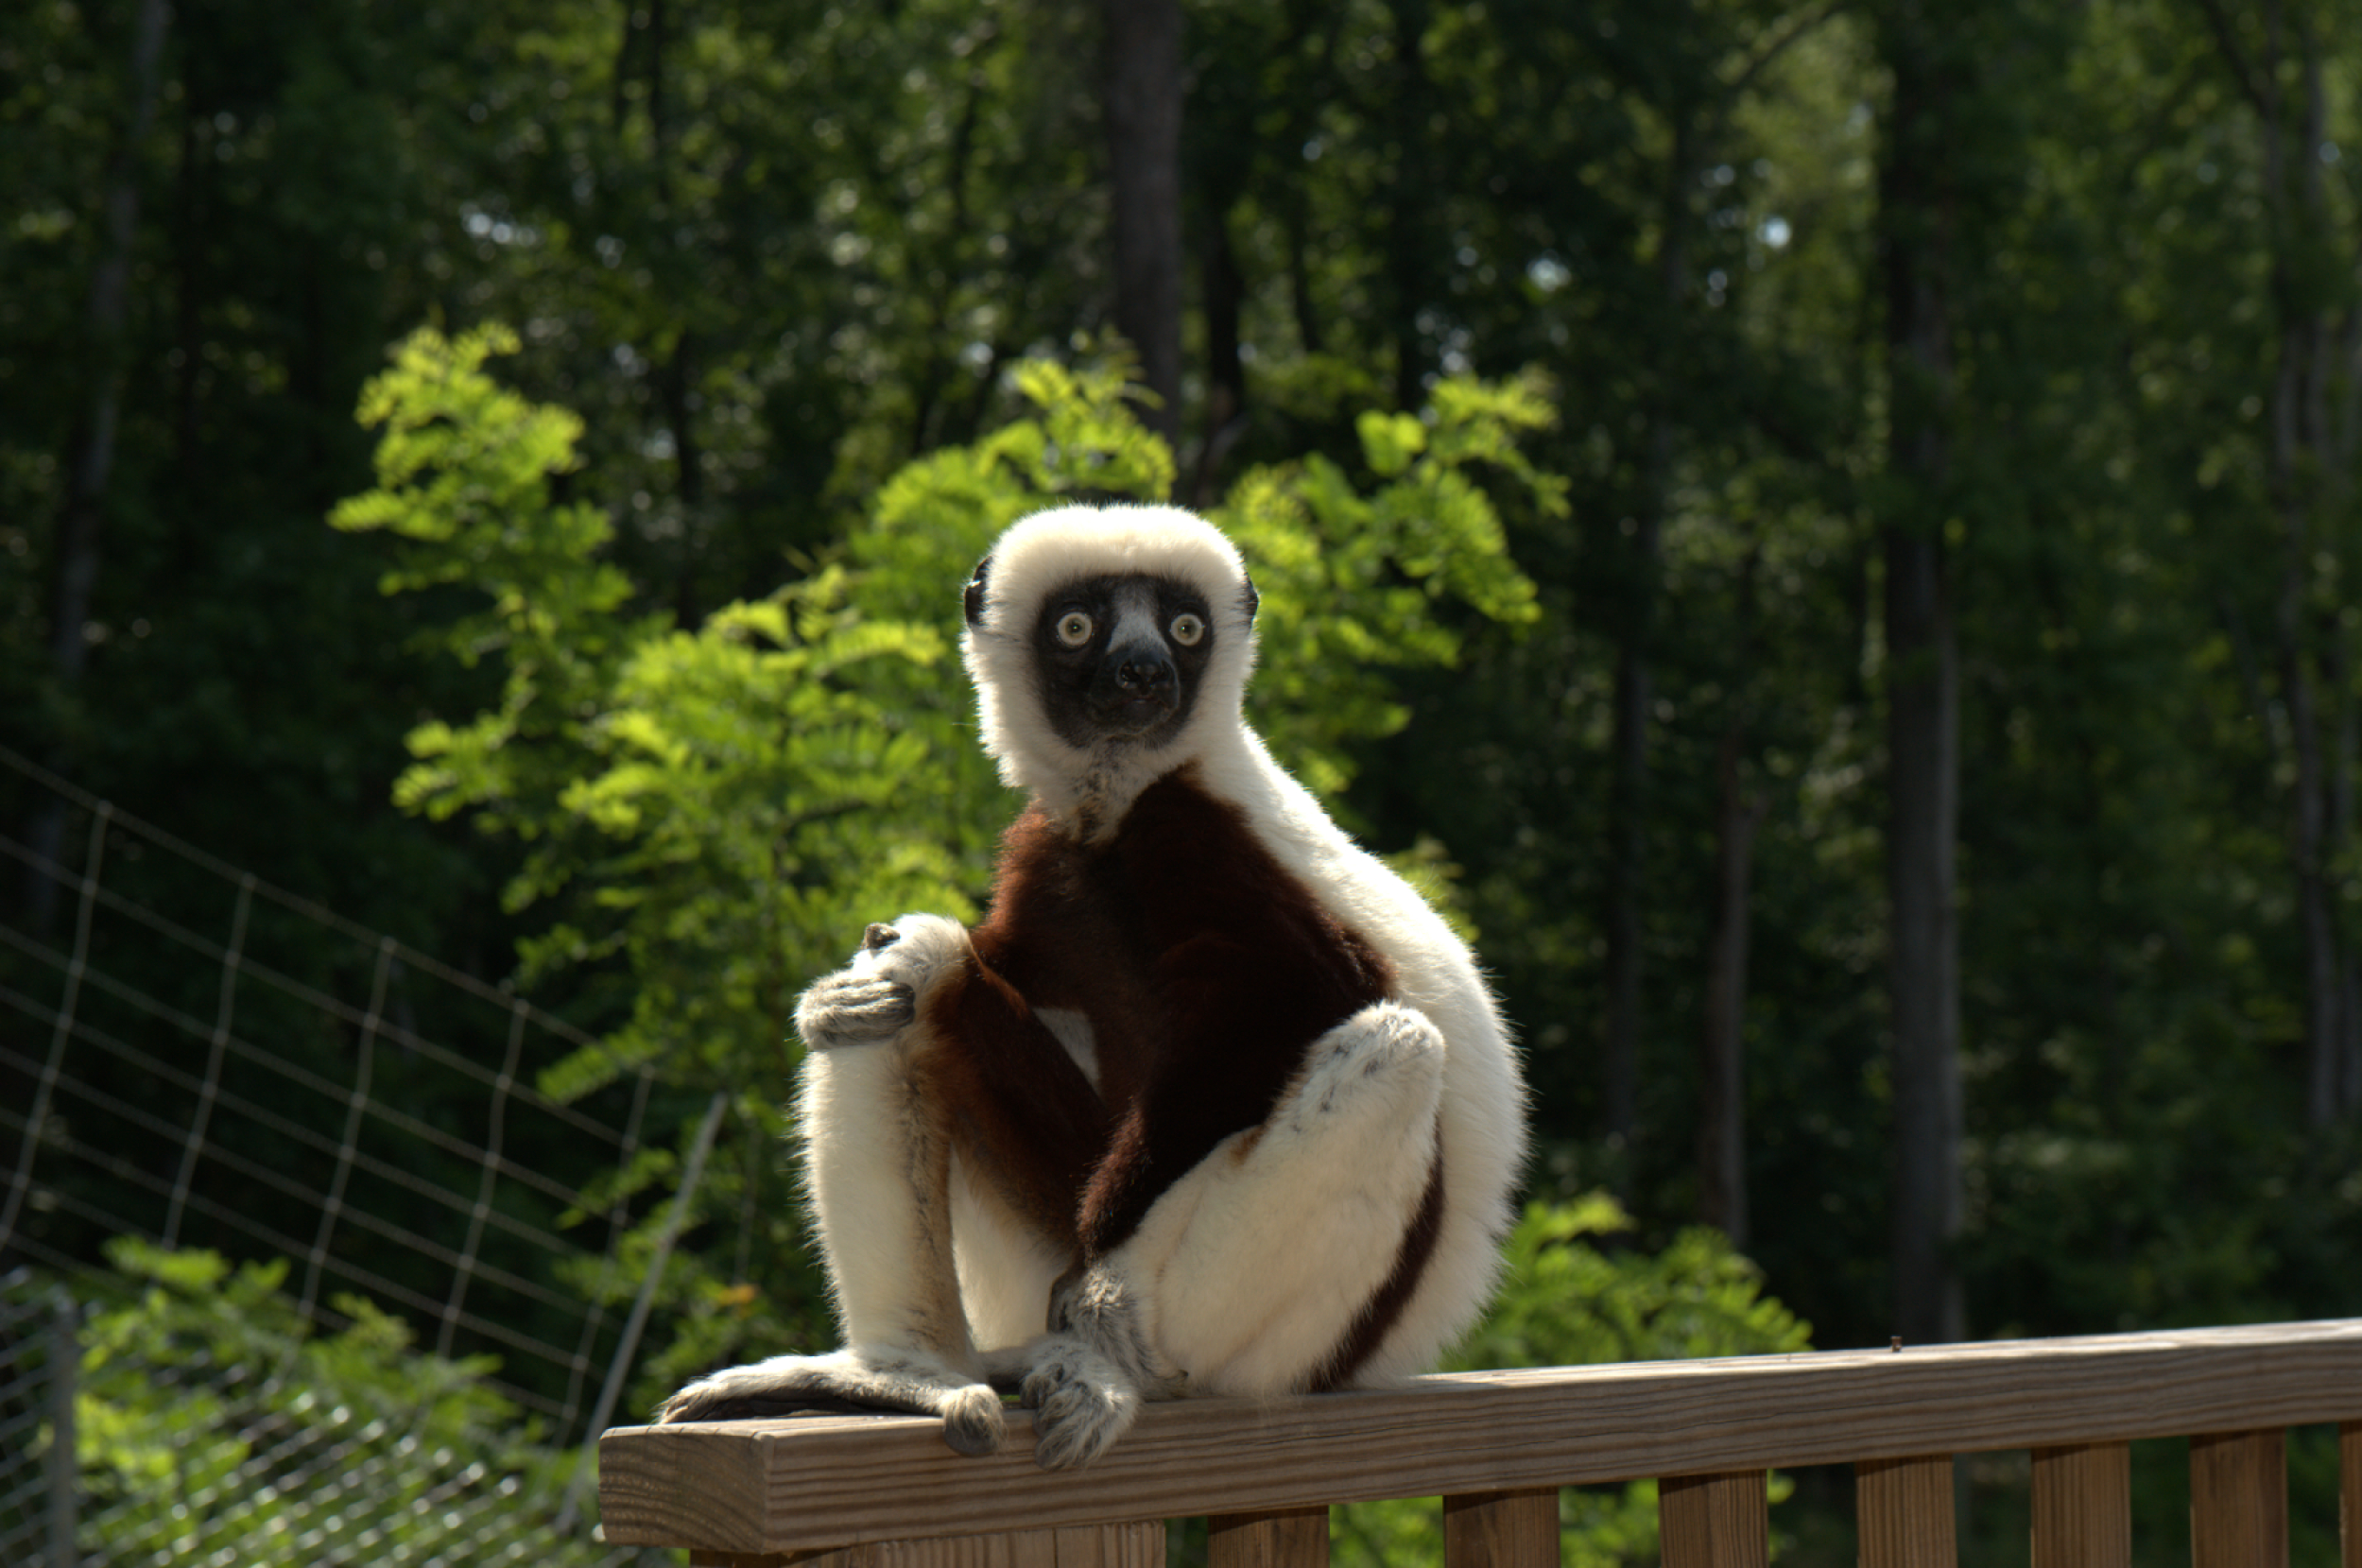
[1224,370,1549,798]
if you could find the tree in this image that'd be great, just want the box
[1102,0,1186,442]
[2191,0,2362,1129]
[1872,0,1971,1348]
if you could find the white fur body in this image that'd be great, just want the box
[957,505,1526,1393]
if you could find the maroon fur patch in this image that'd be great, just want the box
[923,764,1395,1265]
[919,958,1109,1249]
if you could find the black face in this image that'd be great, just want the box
[1029,574,1216,750]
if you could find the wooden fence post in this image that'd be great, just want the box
[1659,1471,1767,1568]
[2337,1422,2358,1568]
[1208,1506,1327,1568]
[1857,1454,1956,1568]
[2031,1441,2129,1568]
[2190,1429,2286,1568]
[1442,1488,1558,1568]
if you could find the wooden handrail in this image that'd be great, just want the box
[598,1318,2362,1565]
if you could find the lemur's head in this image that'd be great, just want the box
[962,505,1261,821]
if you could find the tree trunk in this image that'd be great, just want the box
[2200,0,2355,1129]
[1601,100,1705,1185]
[1383,0,1434,411]
[49,0,169,684]
[1878,0,1965,1347]
[1100,0,1183,444]
[1700,721,1765,1249]
[1190,204,1249,506]
[1699,543,1766,1246]
[1603,627,1650,1180]
[24,0,171,934]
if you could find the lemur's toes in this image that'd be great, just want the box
[1019,1341,1138,1470]
[939,1385,1007,1456]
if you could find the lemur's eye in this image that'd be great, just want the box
[1170,612,1205,646]
[1056,611,1095,647]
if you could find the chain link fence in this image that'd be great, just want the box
[0,747,704,1564]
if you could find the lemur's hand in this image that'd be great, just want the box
[795,915,969,1050]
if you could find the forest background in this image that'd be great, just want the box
[6,0,2362,1549]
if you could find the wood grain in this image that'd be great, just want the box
[2031,1441,2129,1568]
[1207,1505,1328,1568]
[685,1522,1164,1566]
[1659,1471,1767,1568]
[1048,1522,1164,1566]
[602,1318,2362,1555]
[2190,1429,2285,1568]
[1441,1488,1558,1568]
[1857,1454,1955,1568]
[2342,1423,2359,1568]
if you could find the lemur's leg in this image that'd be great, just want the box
[799,920,973,1360]
[657,918,1006,1456]
[1017,1000,1447,1470]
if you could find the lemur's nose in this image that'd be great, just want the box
[1115,653,1175,694]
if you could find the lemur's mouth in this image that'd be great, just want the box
[1093,692,1180,738]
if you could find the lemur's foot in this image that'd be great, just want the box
[1019,1335,1140,1472]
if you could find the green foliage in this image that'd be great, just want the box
[1449,1193,1812,1370]
[1222,369,1555,799]
[330,322,651,840]
[28,1238,607,1566]
[1332,1196,1810,1568]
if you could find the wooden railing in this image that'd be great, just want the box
[597,1318,2362,1566]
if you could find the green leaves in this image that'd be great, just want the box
[334,325,626,618]
[1222,370,1551,799]
[1448,1194,1811,1372]
[1356,409,1428,477]
[334,324,650,835]
[32,1238,608,1566]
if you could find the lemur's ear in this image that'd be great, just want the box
[963,553,993,628]
[1239,572,1260,626]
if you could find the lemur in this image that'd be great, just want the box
[656,504,1527,1470]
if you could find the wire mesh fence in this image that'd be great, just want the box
[0,745,691,1564]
